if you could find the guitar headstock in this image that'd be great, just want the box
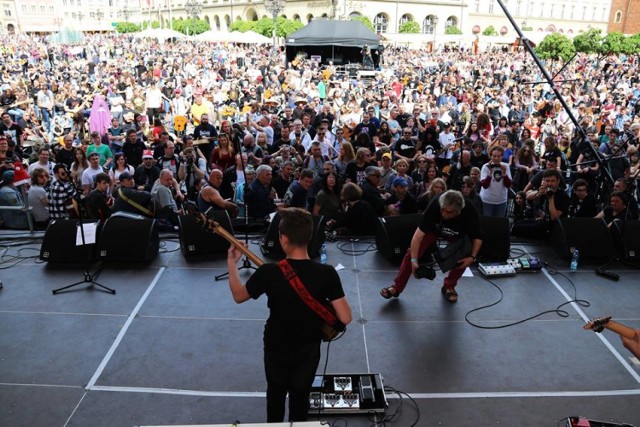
[583,316,612,333]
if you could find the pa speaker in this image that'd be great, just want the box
[178,211,233,256]
[551,217,615,260]
[97,213,159,262]
[611,219,640,261]
[478,216,510,262]
[40,219,101,262]
[375,214,422,263]
[261,213,326,259]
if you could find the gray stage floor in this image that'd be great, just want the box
[1,234,639,427]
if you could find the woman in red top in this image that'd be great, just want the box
[210,133,235,171]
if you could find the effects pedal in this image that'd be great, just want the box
[308,373,387,415]
[478,263,516,277]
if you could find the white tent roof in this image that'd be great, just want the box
[194,30,271,44]
[133,28,186,40]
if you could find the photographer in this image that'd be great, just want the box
[178,147,205,201]
[479,146,512,217]
[513,169,570,237]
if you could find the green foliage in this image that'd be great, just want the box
[350,16,374,32]
[253,17,274,37]
[181,18,210,35]
[229,20,256,32]
[114,22,141,33]
[535,33,576,61]
[141,20,161,29]
[399,21,420,34]
[445,25,462,35]
[625,33,640,55]
[521,26,533,31]
[601,32,627,55]
[276,17,304,37]
[573,28,602,53]
[482,26,498,36]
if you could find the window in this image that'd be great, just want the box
[374,13,388,33]
[571,5,575,19]
[488,0,494,14]
[582,6,587,20]
[592,6,597,20]
[422,15,436,34]
[614,10,622,23]
[78,0,82,5]
[549,4,554,18]
[72,12,77,18]
[4,9,11,17]
[561,4,565,18]
[603,7,608,21]
[21,5,26,12]
[65,12,69,17]
[540,3,545,17]
[50,6,54,12]
[445,16,457,28]
[70,0,74,5]
[63,0,67,5]
[31,5,36,12]
[90,11,95,18]
[40,5,45,12]
[474,0,480,13]
[399,14,412,27]
[516,0,522,15]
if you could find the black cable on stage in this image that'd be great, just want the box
[465,262,591,330]
[508,247,526,259]
[377,385,420,427]
[336,239,377,256]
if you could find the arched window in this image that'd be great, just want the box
[214,15,220,31]
[614,10,622,23]
[225,15,230,28]
[246,8,257,21]
[321,13,328,18]
[445,16,457,29]
[546,24,555,32]
[307,14,314,23]
[292,14,301,21]
[422,15,436,35]
[374,13,388,33]
[204,15,210,24]
[349,12,362,17]
[399,13,413,27]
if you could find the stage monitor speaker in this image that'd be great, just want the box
[178,211,233,257]
[261,213,326,259]
[97,214,159,262]
[375,214,422,263]
[551,217,615,260]
[611,219,640,262]
[40,219,101,263]
[478,216,510,262]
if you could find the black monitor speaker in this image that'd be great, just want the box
[478,216,510,262]
[178,211,233,257]
[375,214,422,263]
[97,213,159,262]
[551,217,615,260]
[611,219,640,262]
[40,219,101,263]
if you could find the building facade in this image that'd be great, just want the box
[608,0,640,34]
[6,0,612,39]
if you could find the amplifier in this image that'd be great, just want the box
[308,373,387,415]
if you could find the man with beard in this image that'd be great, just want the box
[48,164,80,220]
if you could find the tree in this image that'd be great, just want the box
[350,16,374,32]
[445,25,462,35]
[115,22,141,33]
[276,17,304,37]
[601,31,627,55]
[141,20,161,29]
[521,26,533,31]
[399,21,420,34]
[482,26,498,36]
[535,33,576,61]
[229,20,256,33]
[624,33,640,55]
[573,27,602,53]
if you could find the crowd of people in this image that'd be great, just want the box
[3,31,640,423]
[0,32,638,235]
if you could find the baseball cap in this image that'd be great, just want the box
[119,172,133,181]
[392,177,408,187]
[142,150,154,159]
[88,152,99,158]
[382,152,392,160]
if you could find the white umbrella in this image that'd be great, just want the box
[133,28,186,40]
[194,30,272,44]
[194,31,233,42]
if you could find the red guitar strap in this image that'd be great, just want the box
[277,259,337,325]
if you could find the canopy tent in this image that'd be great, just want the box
[132,28,186,40]
[195,30,271,44]
[285,19,380,67]
[46,29,85,45]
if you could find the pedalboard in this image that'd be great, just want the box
[506,257,543,272]
[478,263,517,277]
[308,373,387,415]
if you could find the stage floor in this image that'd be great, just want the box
[1,234,639,427]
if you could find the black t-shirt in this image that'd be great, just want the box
[394,137,416,159]
[345,161,372,185]
[246,259,345,350]
[419,195,483,240]
[284,180,308,208]
[272,174,292,199]
[56,147,76,169]
[353,122,377,141]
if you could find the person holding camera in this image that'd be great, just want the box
[479,146,512,217]
[179,147,205,201]
[380,190,483,303]
[513,169,570,237]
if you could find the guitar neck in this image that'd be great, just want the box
[603,321,637,340]
[201,214,264,267]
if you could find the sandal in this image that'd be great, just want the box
[441,287,458,303]
[380,286,399,299]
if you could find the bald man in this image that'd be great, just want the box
[197,169,239,217]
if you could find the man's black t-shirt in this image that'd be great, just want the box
[246,259,345,351]
[419,195,483,240]
[284,180,307,208]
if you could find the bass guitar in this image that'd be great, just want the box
[583,316,637,340]
[189,209,343,341]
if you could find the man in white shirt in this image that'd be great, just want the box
[437,123,456,170]
[27,147,55,179]
[81,152,105,195]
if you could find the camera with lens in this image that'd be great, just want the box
[414,263,436,280]
[545,186,555,197]
[186,155,194,165]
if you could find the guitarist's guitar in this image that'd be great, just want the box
[189,209,343,341]
[583,316,637,340]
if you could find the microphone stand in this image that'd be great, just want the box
[215,130,257,281]
[52,191,115,295]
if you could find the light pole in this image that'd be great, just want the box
[96,9,104,30]
[265,0,285,54]
[184,0,202,36]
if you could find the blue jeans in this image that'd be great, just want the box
[483,202,507,217]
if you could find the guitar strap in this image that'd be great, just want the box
[276,259,341,328]
[117,187,154,217]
